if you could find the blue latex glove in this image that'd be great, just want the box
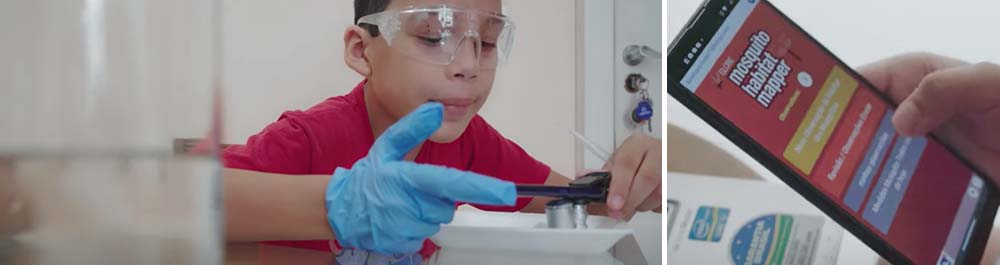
[325,102,517,254]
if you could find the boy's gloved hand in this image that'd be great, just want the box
[325,102,516,254]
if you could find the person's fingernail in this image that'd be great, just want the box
[893,101,925,136]
[608,195,624,210]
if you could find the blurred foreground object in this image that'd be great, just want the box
[0,1,222,264]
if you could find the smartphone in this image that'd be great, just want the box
[667,0,999,264]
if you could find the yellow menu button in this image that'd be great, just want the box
[783,66,858,175]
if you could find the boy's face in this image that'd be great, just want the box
[365,0,504,143]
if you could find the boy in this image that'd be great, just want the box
[220,0,663,262]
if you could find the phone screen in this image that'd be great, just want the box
[667,0,997,264]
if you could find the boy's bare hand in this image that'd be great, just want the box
[857,52,1000,183]
[603,132,662,220]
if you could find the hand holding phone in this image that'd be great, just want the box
[668,1,999,264]
[856,53,1000,181]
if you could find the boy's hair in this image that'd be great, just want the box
[354,0,392,37]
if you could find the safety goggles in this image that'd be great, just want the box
[357,5,515,69]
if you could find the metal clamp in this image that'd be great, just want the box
[545,199,590,229]
[518,172,611,229]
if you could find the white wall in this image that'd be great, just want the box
[223,0,578,175]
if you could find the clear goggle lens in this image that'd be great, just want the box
[358,6,515,69]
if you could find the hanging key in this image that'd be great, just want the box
[631,89,654,132]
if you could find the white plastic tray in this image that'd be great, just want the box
[431,208,634,256]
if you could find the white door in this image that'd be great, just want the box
[613,0,663,146]
[613,2,662,265]
[577,1,662,264]
[577,0,662,168]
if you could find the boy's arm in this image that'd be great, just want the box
[1,157,31,237]
[223,168,335,242]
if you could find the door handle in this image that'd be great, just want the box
[623,44,662,66]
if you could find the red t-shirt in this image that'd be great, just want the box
[222,80,550,257]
